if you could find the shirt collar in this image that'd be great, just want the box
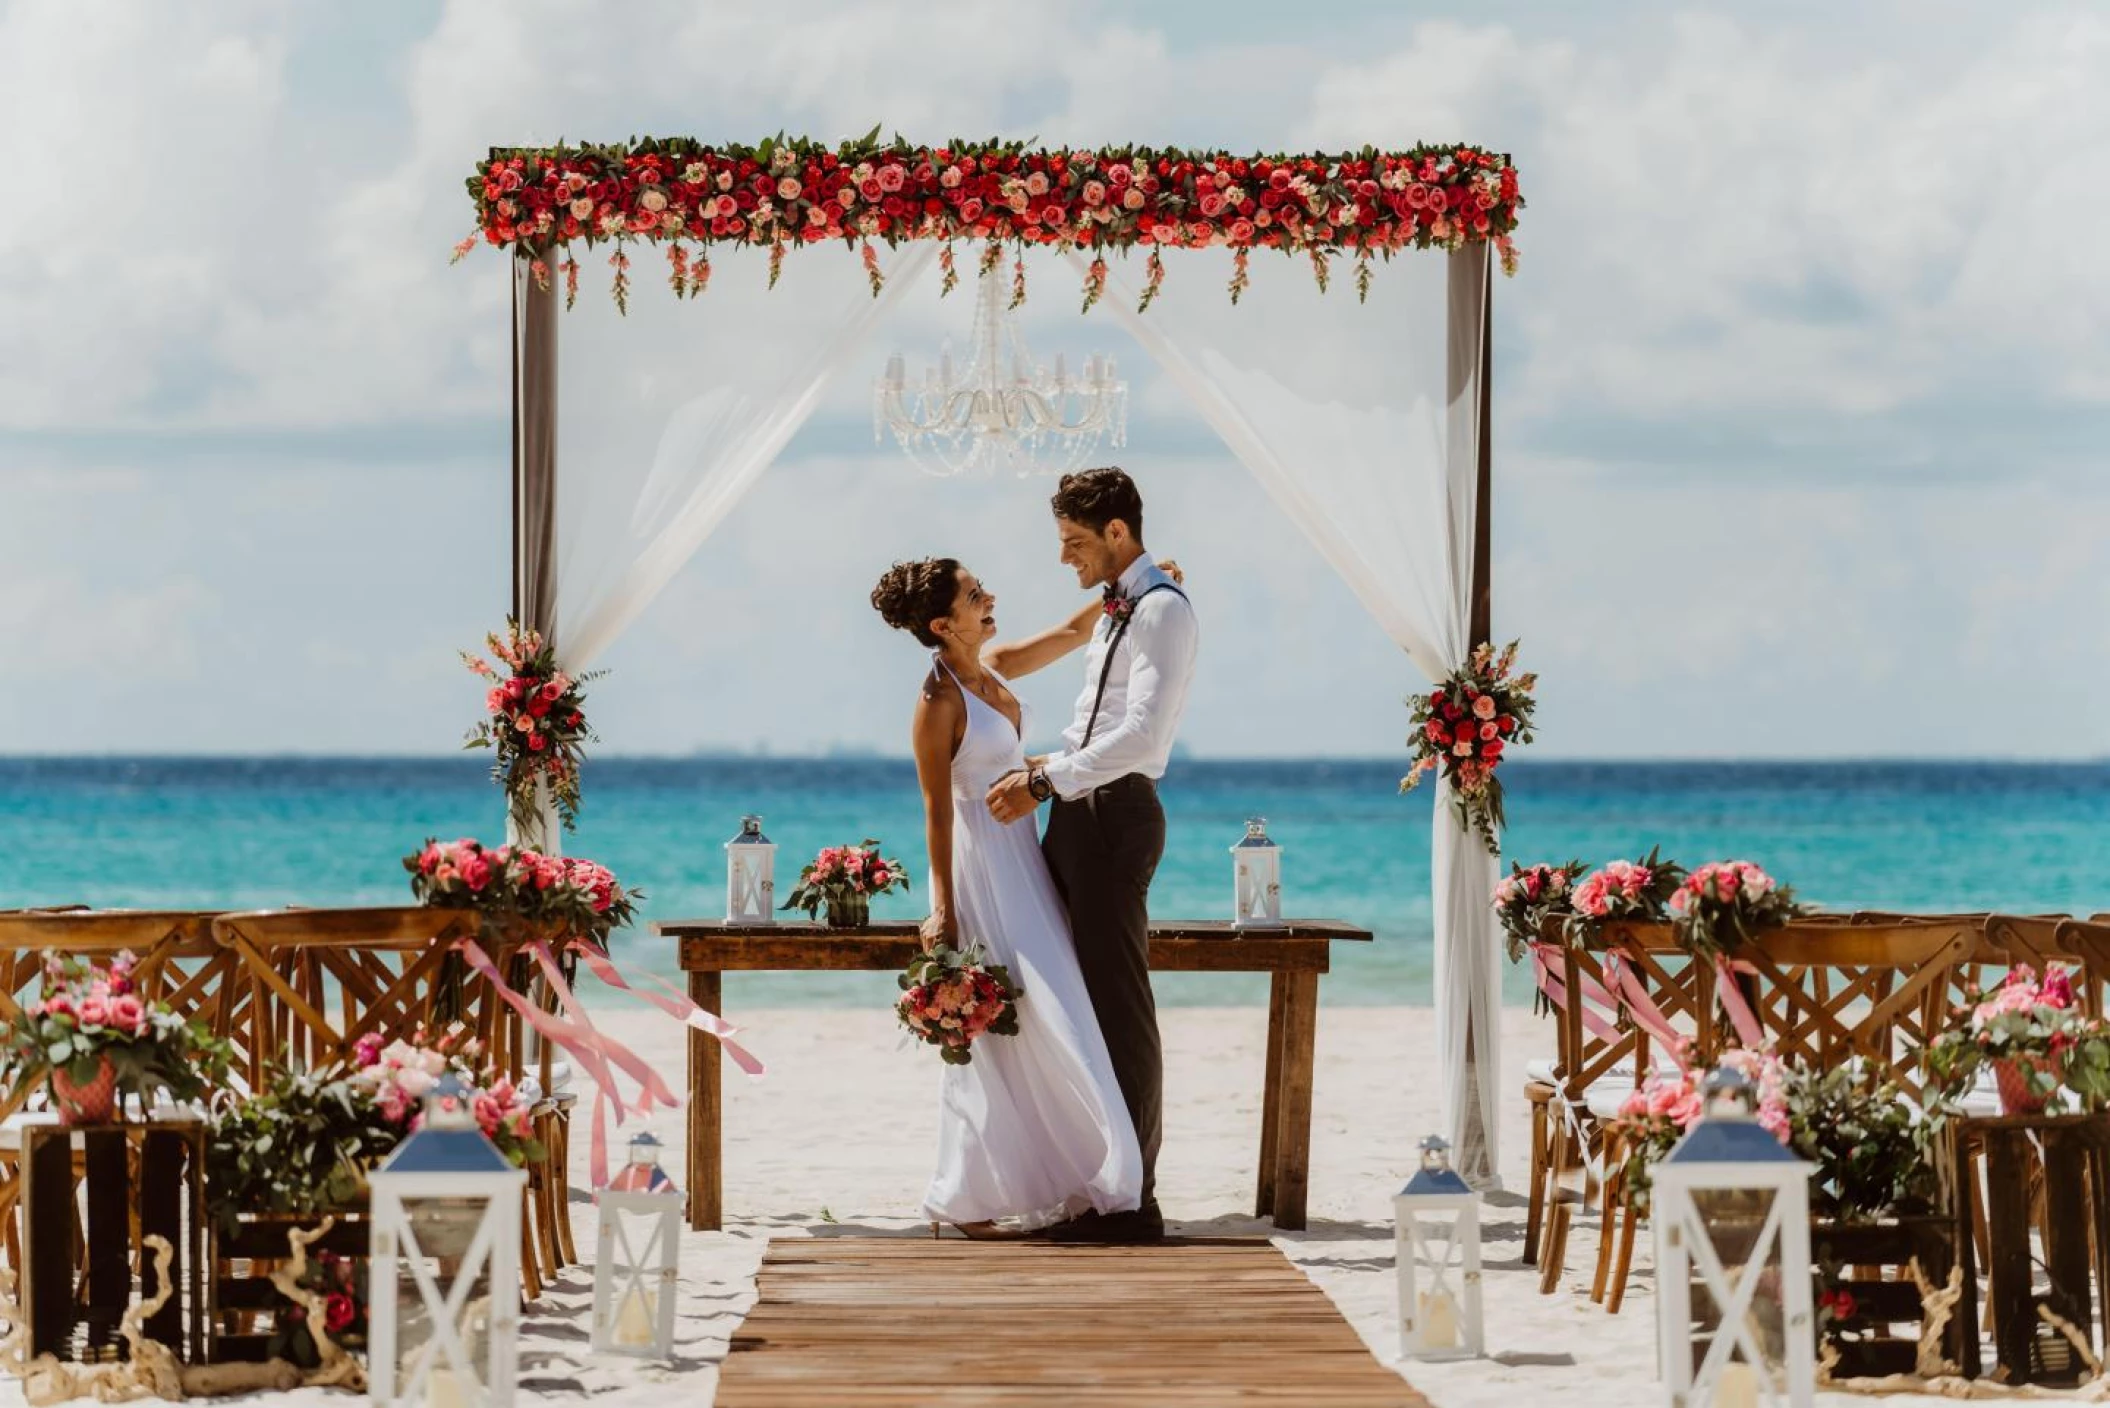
[1115,554,1155,597]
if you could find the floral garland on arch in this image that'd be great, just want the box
[454,133,1522,312]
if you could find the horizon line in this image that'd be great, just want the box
[3,751,2106,767]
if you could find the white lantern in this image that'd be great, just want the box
[1653,1068,1817,1408]
[1393,1134,1483,1361]
[725,814,777,923]
[369,1074,528,1408]
[592,1131,683,1360]
[1230,816,1283,929]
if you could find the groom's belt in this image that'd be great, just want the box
[1060,773,1157,807]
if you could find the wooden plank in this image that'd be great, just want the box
[1271,970,1319,1231]
[675,932,1340,973]
[688,968,723,1232]
[1983,1128,2037,1382]
[662,916,1371,943]
[714,1237,1428,1407]
[2039,1124,2094,1382]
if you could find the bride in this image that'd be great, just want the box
[870,557,1162,1238]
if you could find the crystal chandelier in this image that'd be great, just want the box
[873,264,1127,477]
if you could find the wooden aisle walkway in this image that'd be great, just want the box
[715,1236,1431,1407]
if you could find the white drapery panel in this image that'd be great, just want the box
[1084,247,1503,1186]
[551,244,939,673]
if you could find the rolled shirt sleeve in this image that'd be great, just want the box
[1040,593,1199,801]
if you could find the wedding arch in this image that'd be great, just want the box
[456,134,1524,1187]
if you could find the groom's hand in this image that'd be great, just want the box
[986,769,1039,824]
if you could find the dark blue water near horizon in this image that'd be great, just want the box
[3,756,2105,1008]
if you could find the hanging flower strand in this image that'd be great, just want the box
[939,242,958,297]
[1080,255,1109,314]
[1009,251,1028,311]
[562,258,580,310]
[1138,248,1166,312]
[861,241,883,296]
[1228,247,1251,305]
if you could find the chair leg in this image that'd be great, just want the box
[551,1104,579,1266]
[1524,1086,1551,1266]
[519,1185,543,1303]
[1606,1196,1640,1314]
[1591,1131,1625,1304]
[1539,1201,1572,1296]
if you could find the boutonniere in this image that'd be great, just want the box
[1101,588,1135,628]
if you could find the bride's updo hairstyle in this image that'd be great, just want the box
[871,558,963,648]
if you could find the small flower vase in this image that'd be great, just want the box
[1994,1054,2054,1115]
[51,1054,119,1125]
[823,894,870,929]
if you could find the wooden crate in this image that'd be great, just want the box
[1813,1214,1968,1380]
[209,1211,370,1365]
[19,1118,209,1365]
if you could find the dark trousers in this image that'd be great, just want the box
[1042,774,1166,1205]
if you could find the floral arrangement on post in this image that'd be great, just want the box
[897,946,1022,1065]
[405,837,642,945]
[462,620,601,835]
[1926,965,2110,1116]
[0,951,230,1124]
[1668,861,1804,960]
[781,840,910,927]
[205,1065,404,1236]
[1400,640,1538,853]
[1564,847,1686,940]
[1491,859,1586,964]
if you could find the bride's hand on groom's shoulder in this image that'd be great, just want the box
[1156,559,1184,585]
[919,909,956,951]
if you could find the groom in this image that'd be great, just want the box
[987,466,1199,1243]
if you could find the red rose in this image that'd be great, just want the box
[1497,716,1515,733]
[1483,740,1505,760]
[325,1294,357,1332]
[528,733,547,752]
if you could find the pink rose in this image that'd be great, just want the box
[1479,722,1498,741]
[1452,741,1472,757]
[42,994,72,1019]
[1122,188,1145,211]
[108,994,145,1034]
[77,997,109,1027]
[1472,695,1497,720]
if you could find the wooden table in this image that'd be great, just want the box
[657,918,1372,1234]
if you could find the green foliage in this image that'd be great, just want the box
[205,1066,402,1238]
[1781,1060,1942,1223]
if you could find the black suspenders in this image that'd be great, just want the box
[1080,581,1186,750]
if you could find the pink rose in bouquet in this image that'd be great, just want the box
[897,946,1021,1065]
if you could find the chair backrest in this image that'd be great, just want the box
[1545,921,1719,1102]
[1737,919,1977,1102]
[210,907,510,1086]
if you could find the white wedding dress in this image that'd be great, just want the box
[921,656,1143,1230]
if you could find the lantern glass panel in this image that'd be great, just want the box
[394,1195,498,1405]
[1687,1185,1787,1392]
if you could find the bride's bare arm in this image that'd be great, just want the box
[911,671,965,950]
[981,599,1101,681]
[982,559,1183,680]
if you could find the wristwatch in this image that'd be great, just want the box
[1027,766,1054,803]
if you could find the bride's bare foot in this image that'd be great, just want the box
[930,1219,1027,1240]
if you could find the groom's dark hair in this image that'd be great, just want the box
[1051,467,1143,544]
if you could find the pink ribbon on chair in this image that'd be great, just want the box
[569,941,765,1078]
[1601,950,1690,1063]
[1715,956,1765,1048]
[1530,942,1622,1044]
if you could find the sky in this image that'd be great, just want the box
[2,0,2106,760]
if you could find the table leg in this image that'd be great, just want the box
[687,969,723,1232]
[1270,970,1319,1231]
[1984,1129,2035,1381]
[1256,973,1287,1217]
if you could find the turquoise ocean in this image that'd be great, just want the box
[3,757,2105,1009]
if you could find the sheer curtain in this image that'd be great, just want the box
[547,243,939,673]
[1085,246,1503,1186]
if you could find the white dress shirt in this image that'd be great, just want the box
[1040,555,1199,801]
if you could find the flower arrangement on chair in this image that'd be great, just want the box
[0,951,230,1124]
[462,620,603,835]
[404,837,642,945]
[1563,848,1686,940]
[1400,641,1538,853]
[781,840,910,927]
[1926,964,2110,1116]
[1492,860,1586,964]
[351,1029,545,1167]
[1668,861,1804,961]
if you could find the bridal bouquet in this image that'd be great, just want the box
[781,839,910,927]
[1,951,230,1124]
[462,620,601,834]
[897,946,1021,1065]
[1668,860,1804,960]
[1399,640,1538,852]
[1492,859,1585,963]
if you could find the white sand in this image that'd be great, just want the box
[0,1006,2006,1405]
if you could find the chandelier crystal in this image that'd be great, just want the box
[874,264,1127,477]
